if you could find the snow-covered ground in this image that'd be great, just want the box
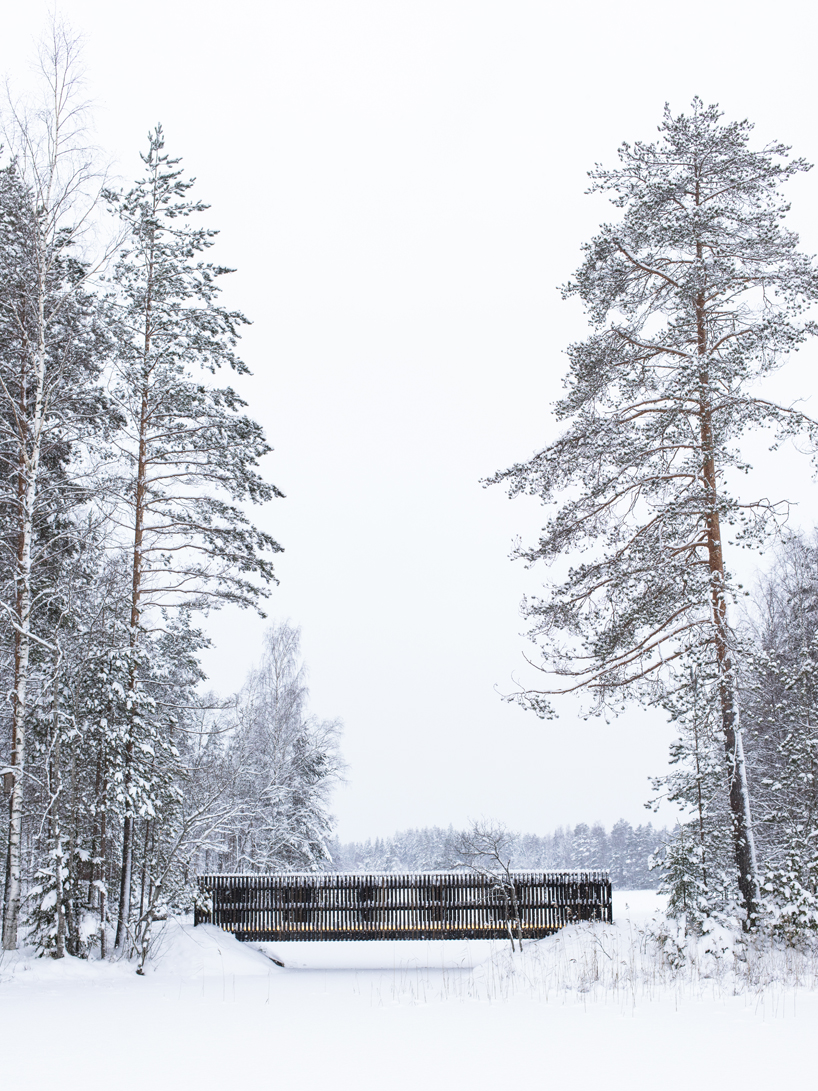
[1,890,815,1090]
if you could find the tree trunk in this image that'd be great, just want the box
[3,333,47,950]
[695,228,760,924]
[114,409,147,951]
[690,672,710,894]
[508,880,523,949]
[115,217,155,952]
[3,625,29,951]
[98,768,108,959]
[138,819,150,923]
[65,739,79,956]
[50,714,66,960]
[114,808,134,952]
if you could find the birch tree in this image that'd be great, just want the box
[449,821,524,950]
[489,100,818,925]
[105,128,282,947]
[215,622,343,873]
[0,28,109,950]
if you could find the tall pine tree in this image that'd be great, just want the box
[105,127,283,948]
[490,100,818,925]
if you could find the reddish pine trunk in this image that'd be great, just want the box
[695,215,759,923]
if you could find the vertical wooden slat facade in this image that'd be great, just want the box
[195,871,612,941]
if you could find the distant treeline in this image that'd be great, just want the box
[332,820,670,889]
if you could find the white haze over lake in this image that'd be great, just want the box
[1,0,816,841]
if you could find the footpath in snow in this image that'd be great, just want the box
[1,891,815,1090]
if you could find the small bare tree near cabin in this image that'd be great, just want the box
[451,821,524,951]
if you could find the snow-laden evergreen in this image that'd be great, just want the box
[104,125,283,949]
[490,100,818,926]
[652,533,818,937]
[0,36,343,958]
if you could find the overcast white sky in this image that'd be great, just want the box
[2,1,817,842]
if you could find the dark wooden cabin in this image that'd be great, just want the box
[195,870,612,941]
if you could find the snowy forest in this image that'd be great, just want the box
[489,101,818,942]
[3,23,818,978]
[333,820,669,888]
[0,35,345,958]
[5,8,818,1089]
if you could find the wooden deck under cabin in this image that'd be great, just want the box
[195,870,612,941]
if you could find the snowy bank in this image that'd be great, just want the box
[0,892,815,1090]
